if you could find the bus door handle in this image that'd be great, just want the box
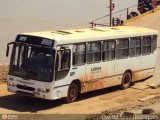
[72,67,77,70]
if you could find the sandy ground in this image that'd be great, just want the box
[0,66,8,83]
[0,77,160,120]
[125,8,160,34]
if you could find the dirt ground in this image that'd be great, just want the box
[0,76,160,120]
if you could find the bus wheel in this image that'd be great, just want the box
[121,72,131,89]
[63,82,79,103]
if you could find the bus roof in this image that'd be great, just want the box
[21,26,158,45]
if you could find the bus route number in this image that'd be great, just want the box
[19,36,27,42]
[70,72,75,76]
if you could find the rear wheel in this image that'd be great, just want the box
[63,82,79,103]
[121,72,132,89]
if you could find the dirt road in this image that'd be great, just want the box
[0,77,160,119]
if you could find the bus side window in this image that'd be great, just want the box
[73,43,86,66]
[55,53,59,71]
[151,35,157,53]
[116,38,129,59]
[102,40,115,61]
[61,50,70,69]
[142,36,151,55]
[55,49,71,80]
[21,46,31,68]
[129,37,141,57]
[11,45,19,68]
[87,42,101,63]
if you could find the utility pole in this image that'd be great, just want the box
[110,0,112,27]
[109,0,115,27]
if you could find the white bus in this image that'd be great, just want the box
[6,26,158,103]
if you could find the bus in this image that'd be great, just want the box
[6,26,158,103]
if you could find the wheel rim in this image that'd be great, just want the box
[124,74,131,85]
[69,88,77,99]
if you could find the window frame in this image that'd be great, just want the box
[129,37,141,58]
[151,35,157,53]
[55,49,71,80]
[116,38,129,59]
[72,43,86,66]
[102,40,116,61]
[87,41,101,64]
[141,36,152,56]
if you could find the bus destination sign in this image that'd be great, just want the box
[16,35,54,47]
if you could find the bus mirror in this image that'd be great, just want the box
[6,45,10,57]
[6,41,14,57]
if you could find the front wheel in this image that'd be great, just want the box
[63,83,79,103]
[121,72,132,89]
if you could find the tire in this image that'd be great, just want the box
[121,72,132,89]
[63,82,79,103]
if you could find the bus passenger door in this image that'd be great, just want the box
[54,45,73,98]
[55,49,71,81]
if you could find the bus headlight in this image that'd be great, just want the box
[37,88,50,93]
[8,82,15,87]
[42,88,50,93]
[9,77,14,81]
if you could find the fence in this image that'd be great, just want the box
[89,1,160,27]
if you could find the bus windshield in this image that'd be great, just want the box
[9,43,55,82]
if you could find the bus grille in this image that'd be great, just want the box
[16,85,35,91]
[16,91,34,97]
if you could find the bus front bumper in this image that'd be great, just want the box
[7,81,69,100]
[8,84,53,100]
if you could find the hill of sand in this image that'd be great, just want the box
[126,8,160,68]
[125,9,160,34]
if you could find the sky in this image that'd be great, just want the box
[0,0,138,64]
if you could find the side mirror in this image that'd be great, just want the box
[6,42,15,57]
[6,45,10,57]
